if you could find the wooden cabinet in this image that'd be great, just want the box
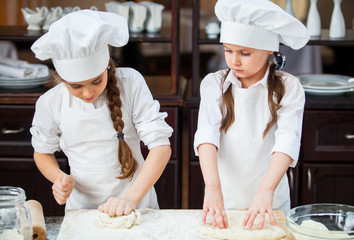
[299,107,354,205]
[0,105,35,157]
[187,105,203,209]
[0,104,69,216]
[287,166,300,208]
[302,110,354,162]
[300,163,354,204]
[0,157,68,216]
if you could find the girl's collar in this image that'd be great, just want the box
[222,64,270,93]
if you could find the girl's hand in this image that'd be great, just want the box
[98,197,136,217]
[202,186,228,229]
[242,188,276,229]
[52,174,75,205]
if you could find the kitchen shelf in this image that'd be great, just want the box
[0,25,174,43]
[197,29,354,46]
[0,0,181,96]
[0,75,186,106]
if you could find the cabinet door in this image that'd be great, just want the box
[0,105,35,157]
[189,161,204,209]
[302,111,354,162]
[287,166,299,208]
[188,108,204,208]
[0,157,69,216]
[154,161,180,209]
[300,163,354,205]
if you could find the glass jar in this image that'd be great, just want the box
[0,186,32,240]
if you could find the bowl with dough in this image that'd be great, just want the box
[287,203,354,240]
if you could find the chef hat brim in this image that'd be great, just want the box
[53,47,109,82]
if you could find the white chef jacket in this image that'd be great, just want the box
[194,67,305,213]
[30,67,173,210]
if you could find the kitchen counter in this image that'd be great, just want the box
[45,216,63,240]
[49,209,293,240]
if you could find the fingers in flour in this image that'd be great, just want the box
[268,208,276,226]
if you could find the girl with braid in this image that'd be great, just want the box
[194,0,309,229]
[30,10,172,216]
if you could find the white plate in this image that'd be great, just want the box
[0,78,49,85]
[299,74,354,90]
[0,71,53,89]
[0,80,50,89]
[304,87,354,96]
[0,75,49,81]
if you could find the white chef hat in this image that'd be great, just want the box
[215,0,309,51]
[31,10,129,82]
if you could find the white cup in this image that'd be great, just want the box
[205,18,220,38]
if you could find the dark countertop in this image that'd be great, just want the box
[45,217,63,240]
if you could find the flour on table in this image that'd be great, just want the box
[0,229,24,240]
[94,210,142,229]
[198,214,286,240]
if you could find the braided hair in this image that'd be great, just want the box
[106,59,138,180]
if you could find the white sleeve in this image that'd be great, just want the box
[193,73,224,156]
[127,69,173,149]
[30,93,61,154]
[271,75,305,167]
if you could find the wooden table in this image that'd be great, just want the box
[56,209,293,240]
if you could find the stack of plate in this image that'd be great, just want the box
[299,74,354,95]
[0,72,52,90]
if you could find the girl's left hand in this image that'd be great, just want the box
[98,197,136,217]
[242,188,276,229]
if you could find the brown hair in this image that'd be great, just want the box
[220,63,285,138]
[106,58,138,180]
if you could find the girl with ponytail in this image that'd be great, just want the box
[194,0,309,230]
[30,10,172,216]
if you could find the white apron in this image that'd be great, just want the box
[59,90,158,210]
[217,86,290,214]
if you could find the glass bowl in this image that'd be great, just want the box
[287,203,354,240]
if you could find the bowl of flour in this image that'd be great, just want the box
[287,203,354,240]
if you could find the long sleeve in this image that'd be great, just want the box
[117,68,173,150]
[30,85,63,154]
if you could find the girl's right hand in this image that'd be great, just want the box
[202,186,228,229]
[52,174,75,205]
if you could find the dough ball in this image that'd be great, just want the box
[94,210,142,229]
